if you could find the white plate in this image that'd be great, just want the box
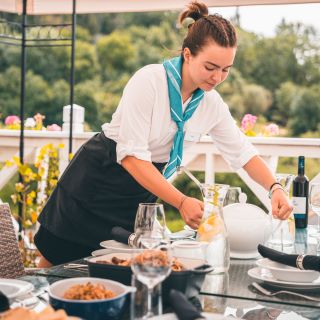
[149,312,238,320]
[0,279,34,299]
[230,250,260,260]
[248,267,320,291]
[100,240,132,252]
[256,258,320,283]
[91,248,113,257]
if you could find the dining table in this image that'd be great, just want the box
[14,227,320,319]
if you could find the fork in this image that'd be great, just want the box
[252,282,320,303]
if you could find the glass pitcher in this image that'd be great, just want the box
[196,183,230,273]
[268,174,295,250]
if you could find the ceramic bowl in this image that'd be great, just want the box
[49,277,134,320]
[256,258,320,283]
[223,203,272,259]
[171,240,207,260]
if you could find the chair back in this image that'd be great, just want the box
[0,203,25,278]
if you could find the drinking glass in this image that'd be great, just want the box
[268,173,295,250]
[134,203,167,248]
[131,230,172,319]
[309,183,320,243]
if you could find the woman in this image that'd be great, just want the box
[35,1,292,267]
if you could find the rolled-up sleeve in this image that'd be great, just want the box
[209,99,258,171]
[115,68,155,164]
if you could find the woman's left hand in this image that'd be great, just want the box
[271,189,293,220]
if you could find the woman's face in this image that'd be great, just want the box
[183,40,237,91]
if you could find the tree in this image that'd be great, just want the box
[25,71,53,120]
[74,41,98,83]
[0,67,20,116]
[218,68,246,119]
[288,85,320,136]
[50,79,70,125]
[127,21,182,70]
[96,31,135,80]
[273,82,302,126]
[74,80,102,131]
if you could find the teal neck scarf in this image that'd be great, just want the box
[163,56,204,179]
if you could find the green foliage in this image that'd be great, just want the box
[273,82,302,126]
[242,84,273,116]
[96,31,135,80]
[74,80,102,130]
[1,12,320,134]
[288,85,320,135]
[74,41,99,83]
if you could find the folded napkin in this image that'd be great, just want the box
[258,244,320,272]
[111,226,133,246]
[0,291,10,312]
[169,289,205,320]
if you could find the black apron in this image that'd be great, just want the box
[37,132,166,248]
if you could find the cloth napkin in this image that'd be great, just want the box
[111,226,132,245]
[0,291,10,312]
[169,289,205,320]
[258,244,320,272]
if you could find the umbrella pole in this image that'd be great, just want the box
[18,0,27,232]
[68,0,77,158]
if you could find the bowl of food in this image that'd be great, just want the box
[48,277,134,320]
[86,252,213,304]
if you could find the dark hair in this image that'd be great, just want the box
[179,1,237,55]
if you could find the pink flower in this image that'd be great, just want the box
[5,115,20,126]
[264,123,279,136]
[241,114,257,132]
[47,124,61,131]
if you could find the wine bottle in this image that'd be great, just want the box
[292,156,309,228]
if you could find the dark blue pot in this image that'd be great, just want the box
[49,277,134,320]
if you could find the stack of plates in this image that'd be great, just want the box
[248,258,320,291]
[0,279,34,300]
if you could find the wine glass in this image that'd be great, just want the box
[134,203,167,246]
[309,183,320,243]
[131,231,172,319]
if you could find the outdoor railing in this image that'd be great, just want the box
[0,129,320,210]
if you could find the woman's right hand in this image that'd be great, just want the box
[179,196,204,230]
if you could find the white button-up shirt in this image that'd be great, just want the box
[102,64,258,171]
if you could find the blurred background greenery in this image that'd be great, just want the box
[0,10,319,230]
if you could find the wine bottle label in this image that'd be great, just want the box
[292,196,307,215]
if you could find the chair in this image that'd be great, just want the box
[0,203,25,278]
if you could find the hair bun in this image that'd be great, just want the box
[179,1,209,25]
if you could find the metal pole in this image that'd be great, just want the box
[18,0,27,231]
[68,0,77,157]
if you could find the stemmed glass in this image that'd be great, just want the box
[132,203,171,319]
[131,230,172,319]
[309,184,320,248]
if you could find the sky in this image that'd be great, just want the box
[210,3,320,37]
